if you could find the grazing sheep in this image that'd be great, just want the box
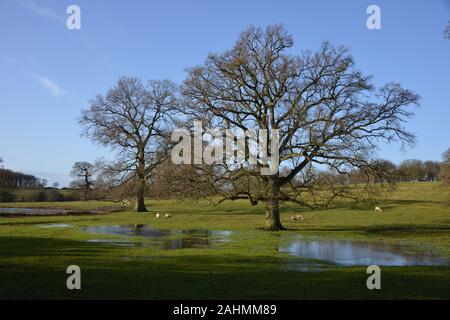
[374,207,383,213]
[290,216,298,222]
[155,213,160,219]
[164,213,172,219]
[296,214,304,221]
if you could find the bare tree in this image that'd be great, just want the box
[70,161,96,200]
[423,160,440,181]
[80,77,177,211]
[398,159,424,182]
[181,25,420,230]
[440,148,450,184]
[369,159,398,184]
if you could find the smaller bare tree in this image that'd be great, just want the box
[440,148,450,184]
[70,161,96,200]
[79,77,178,211]
[423,160,441,181]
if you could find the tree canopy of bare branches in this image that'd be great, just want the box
[440,148,450,184]
[70,161,96,200]
[79,77,178,211]
[181,25,420,230]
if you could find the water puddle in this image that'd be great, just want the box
[0,208,74,215]
[81,225,448,267]
[0,207,120,216]
[86,239,136,247]
[38,223,72,228]
[82,224,233,250]
[280,236,449,266]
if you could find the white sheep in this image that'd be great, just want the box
[164,213,172,219]
[291,216,298,222]
[155,213,160,219]
[374,207,383,213]
[296,214,304,221]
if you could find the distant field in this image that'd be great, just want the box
[0,182,449,299]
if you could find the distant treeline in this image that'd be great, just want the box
[0,188,84,203]
[365,159,442,183]
[0,168,43,188]
[0,157,448,203]
[0,168,84,203]
[395,159,441,182]
[315,159,443,185]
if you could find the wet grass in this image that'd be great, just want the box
[0,182,449,299]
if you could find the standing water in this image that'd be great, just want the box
[81,224,233,250]
[279,236,449,266]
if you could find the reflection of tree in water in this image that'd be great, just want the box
[161,229,211,249]
[129,224,170,238]
[83,225,232,250]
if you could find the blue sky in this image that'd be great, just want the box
[0,0,449,186]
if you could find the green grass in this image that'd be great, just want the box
[0,182,449,299]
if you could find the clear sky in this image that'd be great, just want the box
[0,0,449,186]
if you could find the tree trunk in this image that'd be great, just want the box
[84,174,89,201]
[135,170,147,212]
[135,150,148,212]
[265,178,284,230]
[135,191,147,212]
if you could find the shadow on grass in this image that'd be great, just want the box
[0,236,449,299]
[0,218,91,226]
[0,236,117,258]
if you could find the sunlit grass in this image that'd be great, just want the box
[0,181,449,299]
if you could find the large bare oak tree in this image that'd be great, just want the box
[181,25,420,230]
[80,77,177,211]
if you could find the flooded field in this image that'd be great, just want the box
[279,235,449,266]
[0,207,121,216]
[80,224,449,267]
[81,224,233,249]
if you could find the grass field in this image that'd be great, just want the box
[0,182,449,299]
